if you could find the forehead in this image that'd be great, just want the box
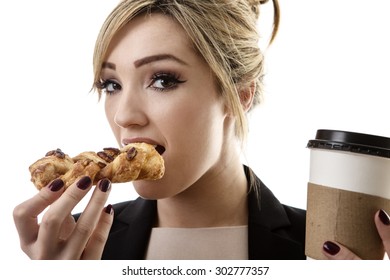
[106,13,196,61]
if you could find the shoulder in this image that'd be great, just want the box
[110,197,157,224]
[102,197,157,259]
[245,165,306,226]
[282,204,306,225]
[245,166,306,259]
[249,180,306,242]
[280,203,306,244]
[110,199,140,214]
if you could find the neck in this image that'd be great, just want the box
[156,153,248,228]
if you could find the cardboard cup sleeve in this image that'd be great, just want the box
[305,182,390,260]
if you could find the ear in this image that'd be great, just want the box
[239,81,256,112]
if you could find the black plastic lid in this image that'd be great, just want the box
[307,129,390,158]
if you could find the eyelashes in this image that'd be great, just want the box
[95,79,121,95]
[149,72,186,92]
[96,72,186,95]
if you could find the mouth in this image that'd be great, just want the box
[154,145,166,155]
[122,138,166,155]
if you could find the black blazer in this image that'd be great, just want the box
[100,166,306,260]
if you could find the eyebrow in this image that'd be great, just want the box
[101,54,188,71]
[133,54,188,68]
[102,62,116,70]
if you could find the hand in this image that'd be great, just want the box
[322,209,390,260]
[13,176,113,259]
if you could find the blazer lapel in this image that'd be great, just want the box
[248,177,305,260]
[102,199,157,260]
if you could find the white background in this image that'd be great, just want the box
[0,0,389,263]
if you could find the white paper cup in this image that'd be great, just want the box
[305,129,390,259]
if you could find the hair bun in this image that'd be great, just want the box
[247,0,262,18]
[248,0,273,19]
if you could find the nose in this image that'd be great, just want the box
[113,88,148,129]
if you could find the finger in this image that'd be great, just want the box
[66,178,112,257]
[82,204,114,259]
[322,241,361,260]
[375,209,390,255]
[13,178,65,248]
[58,215,77,241]
[37,176,93,247]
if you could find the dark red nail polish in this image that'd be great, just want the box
[379,209,390,225]
[105,204,113,214]
[98,178,111,192]
[76,176,92,190]
[48,178,64,192]
[323,241,340,255]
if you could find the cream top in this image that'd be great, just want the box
[145,226,248,260]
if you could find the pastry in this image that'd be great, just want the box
[29,143,164,190]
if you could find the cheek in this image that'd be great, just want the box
[161,102,213,140]
[104,98,120,141]
[163,96,227,162]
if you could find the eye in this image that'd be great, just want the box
[96,79,122,95]
[148,73,186,92]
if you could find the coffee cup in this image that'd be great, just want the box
[305,129,390,259]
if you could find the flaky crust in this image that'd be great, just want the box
[29,143,165,190]
[29,149,74,190]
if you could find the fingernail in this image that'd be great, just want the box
[76,176,92,190]
[323,241,340,255]
[48,178,64,192]
[379,209,390,225]
[98,178,111,192]
[105,204,113,214]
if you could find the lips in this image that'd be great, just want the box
[122,138,166,155]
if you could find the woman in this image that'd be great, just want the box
[13,0,390,260]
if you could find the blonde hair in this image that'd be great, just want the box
[93,0,280,142]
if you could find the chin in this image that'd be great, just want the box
[133,180,172,200]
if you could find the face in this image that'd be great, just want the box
[101,13,234,199]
